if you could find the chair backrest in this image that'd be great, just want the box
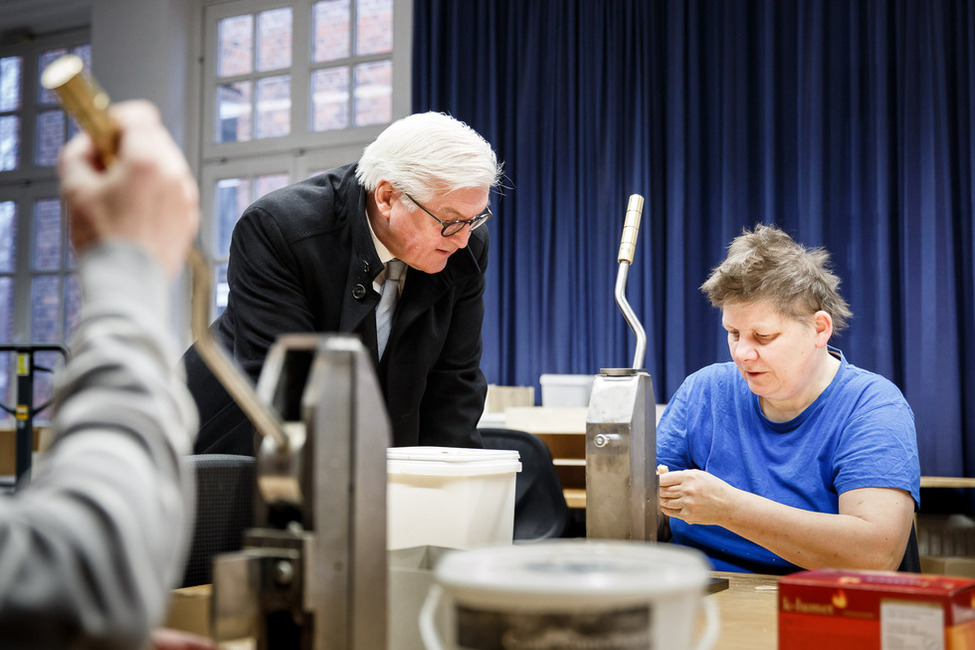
[181,453,255,588]
[898,521,921,573]
[478,427,570,540]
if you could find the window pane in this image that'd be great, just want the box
[356,0,393,56]
[0,115,19,171]
[0,201,15,273]
[257,7,292,72]
[63,273,80,338]
[218,14,253,77]
[0,277,13,341]
[354,60,392,127]
[31,275,60,342]
[255,75,291,139]
[311,67,350,131]
[67,237,76,269]
[313,0,351,62]
[255,173,290,199]
[72,44,91,69]
[214,177,251,258]
[216,81,253,143]
[35,109,65,167]
[0,56,21,112]
[33,199,62,271]
[37,49,68,105]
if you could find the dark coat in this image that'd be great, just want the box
[184,163,487,455]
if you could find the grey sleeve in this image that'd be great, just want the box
[0,242,198,649]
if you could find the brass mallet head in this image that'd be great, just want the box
[40,54,119,166]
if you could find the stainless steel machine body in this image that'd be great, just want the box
[211,334,390,650]
[586,195,658,541]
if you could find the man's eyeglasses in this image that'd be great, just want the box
[404,192,492,237]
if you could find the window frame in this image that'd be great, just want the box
[0,27,90,184]
[0,29,89,425]
[196,0,412,323]
[199,0,412,164]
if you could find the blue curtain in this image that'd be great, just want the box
[412,0,975,477]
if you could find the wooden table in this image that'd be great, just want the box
[707,571,779,649]
[168,571,780,648]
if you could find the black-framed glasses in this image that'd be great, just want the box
[403,192,492,237]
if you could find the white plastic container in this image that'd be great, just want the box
[386,446,521,550]
[420,540,718,650]
[539,373,596,407]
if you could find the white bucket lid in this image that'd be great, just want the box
[387,446,522,477]
[433,540,711,605]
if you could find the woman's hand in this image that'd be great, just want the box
[658,469,742,526]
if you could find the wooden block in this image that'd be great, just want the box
[503,406,587,434]
[484,385,535,413]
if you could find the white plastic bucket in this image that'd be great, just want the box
[387,446,522,550]
[539,373,596,407]
[420,540,718,650]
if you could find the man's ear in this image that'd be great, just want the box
[374,180,395,217]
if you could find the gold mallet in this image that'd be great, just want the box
[40,53,120,167]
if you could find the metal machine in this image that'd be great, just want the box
[208,333,389,650]
[185,253,390,650]
[585,195,658,541]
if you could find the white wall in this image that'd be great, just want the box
[90,0,198,158]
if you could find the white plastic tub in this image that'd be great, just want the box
[540,373,596,407]
[386,446,521,550]
[420,541,718,650]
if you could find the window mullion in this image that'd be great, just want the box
[291,2,310,140]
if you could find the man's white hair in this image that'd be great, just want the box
[355,112,502,203]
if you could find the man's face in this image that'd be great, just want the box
[721,300,828,411]
[378,183,491,274]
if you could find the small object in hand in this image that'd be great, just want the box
[656,464,669,474]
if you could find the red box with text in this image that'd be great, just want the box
[779,570,975,649]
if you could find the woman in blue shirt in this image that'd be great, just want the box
[657,224,919,574]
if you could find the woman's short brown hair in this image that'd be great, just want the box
[700,224,853,332]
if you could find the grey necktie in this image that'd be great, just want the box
[376,259,405,359]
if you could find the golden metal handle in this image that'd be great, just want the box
[617,194,645,264]
[41,54,119,167]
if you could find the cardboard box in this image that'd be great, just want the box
[164,584,211,638]
[780,570,975,649]
[922,556,975,579]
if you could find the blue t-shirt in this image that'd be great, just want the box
[656,348,920,574]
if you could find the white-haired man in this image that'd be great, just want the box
[184,112,503,455]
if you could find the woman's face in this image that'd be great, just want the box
[721,300,832,412]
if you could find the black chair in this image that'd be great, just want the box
[898,522,921,573]
[181,454,255,588]
[479,427,571,540]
